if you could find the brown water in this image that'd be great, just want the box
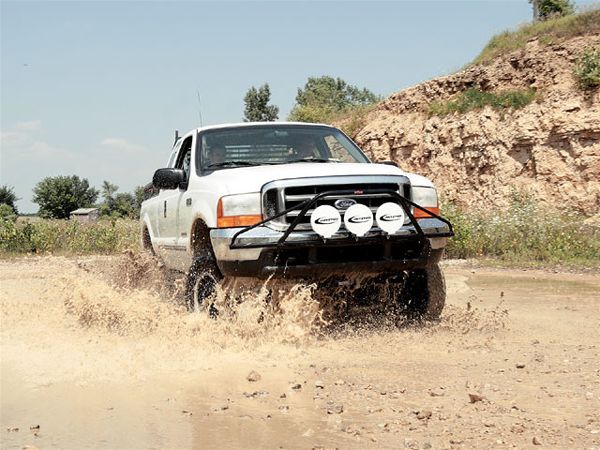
[1,256,599,449]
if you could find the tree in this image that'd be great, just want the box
[0,204,17,222]
[100,180,119,215]
[288,76,380,123]
[0,185,19,214]
[32,175,98,219]
[133,185,146,211]
[111,192,136,218]
[529,0,574,21]
[243,83,279,122]
[99,181,142,218]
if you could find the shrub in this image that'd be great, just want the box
[0,219,139,255]
[429,88,536,116]
[538,0,575,20]
[443,195,600,266]
[0,204,17,222]
[574,47,600,89]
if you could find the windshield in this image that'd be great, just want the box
[197,125,370,172]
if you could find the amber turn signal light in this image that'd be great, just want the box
[216,198,262,228]
[413,206,440,219]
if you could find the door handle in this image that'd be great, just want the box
[163,200,167,218]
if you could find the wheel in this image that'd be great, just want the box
[185,253,222,316]
[402,263,446,321]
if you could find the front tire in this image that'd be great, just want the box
[185,254,222,315]
[402,263,446,320]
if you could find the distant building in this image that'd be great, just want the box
[70,207,99,223]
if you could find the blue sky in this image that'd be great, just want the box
[1,0,595,212]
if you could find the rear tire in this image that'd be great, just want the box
[403,263,446,321]
[185,254,222,316]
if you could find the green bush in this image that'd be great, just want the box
[443,195,600,266]
[429,88,536,116]
[0,204,17,222]
[574,47,600,89]
[0,219,139,255]
[538,0,575,20]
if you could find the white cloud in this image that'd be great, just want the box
[28,140,72,159]
[0,124,71,160]
[101,137,146,154]
[15,120,42,132]
[0,130,28,147]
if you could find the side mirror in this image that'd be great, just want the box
[153,168,186,190]
[379,160,398,167]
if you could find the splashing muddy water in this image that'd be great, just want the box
[1,255,599,449]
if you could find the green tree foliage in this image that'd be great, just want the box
[288,76,380,123]
[134,185,145,209]
[0,185,19,214]
[99,180,140,218]
[530,0,574,21]
[32,176,98,219]
[243,83,279,122]
[574,47,600,89]
[0,204,17,222]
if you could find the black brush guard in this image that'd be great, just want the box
[229,188,454,250]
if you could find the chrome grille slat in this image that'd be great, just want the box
[261,176,411,232]
[286,205,383,218]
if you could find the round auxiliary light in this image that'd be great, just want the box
[375,202,405,235]
[343,203,373,236]
[310,205,341,238]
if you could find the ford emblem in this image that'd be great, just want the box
[334,198,357,210]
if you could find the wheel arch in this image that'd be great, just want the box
[140,216,157,254]
[189,216,213,258]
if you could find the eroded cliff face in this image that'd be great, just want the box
[353,35,600,213]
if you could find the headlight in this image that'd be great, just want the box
[217,193,262,228]
[411,186,440,218]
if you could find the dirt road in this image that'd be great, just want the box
[1,256,599,449]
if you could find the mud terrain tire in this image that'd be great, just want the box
[185,254,222,315]
[403,263,446,320]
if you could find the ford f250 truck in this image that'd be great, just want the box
[140,122,453,318]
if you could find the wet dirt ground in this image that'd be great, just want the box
[1,256,599,450]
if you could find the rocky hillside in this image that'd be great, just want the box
[352,31,599,213]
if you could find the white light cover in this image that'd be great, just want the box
[343,203,373,236]
[411,186,438,208]
[220,193,261,216]
[310,205,341,238]
[376,202,405,234]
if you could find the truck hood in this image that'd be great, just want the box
[203,162,434,195]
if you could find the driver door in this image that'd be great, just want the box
[156,135,192,268]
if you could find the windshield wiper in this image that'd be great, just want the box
[207,161,274,169]
[286,157,337,164]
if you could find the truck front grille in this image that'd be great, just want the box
[263,180,411,231]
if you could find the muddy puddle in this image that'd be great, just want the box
[1,255,599,449]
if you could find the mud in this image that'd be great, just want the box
[1,255,599,449]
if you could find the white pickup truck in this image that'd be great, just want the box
[140,122,453,318]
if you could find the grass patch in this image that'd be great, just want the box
[574,46,600,89]
[472,8,600,66]
[443,195,600,267]
[428,88,536,116]
[0,218,139,255]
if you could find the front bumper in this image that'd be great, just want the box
[210,218,450,278]
[210,187,453,279]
